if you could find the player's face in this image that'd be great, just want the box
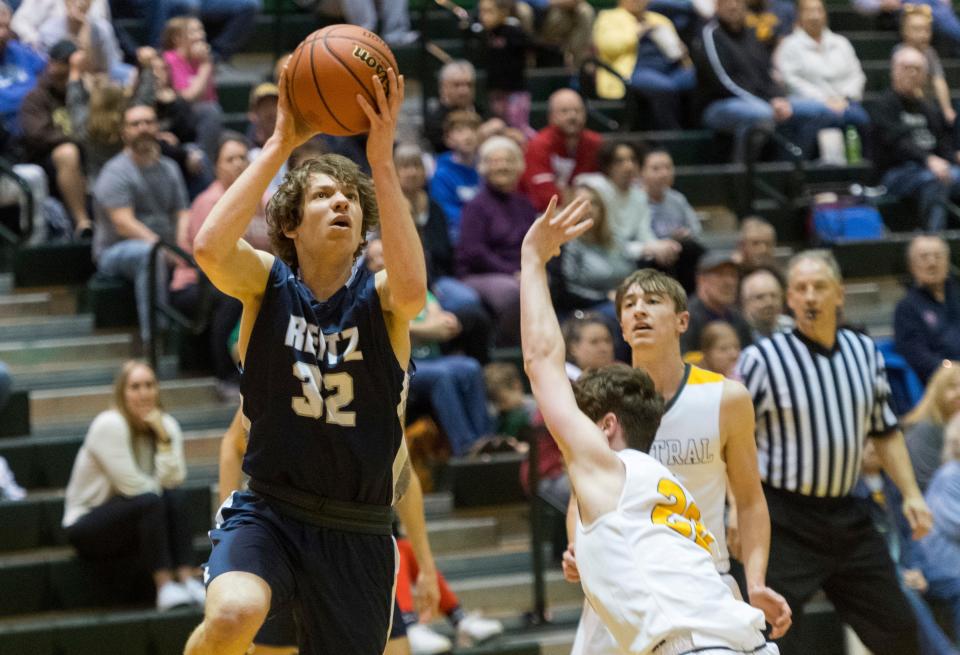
[570,323,615,371]
[619,284,688,352]
[786,258,843,334]
[123,364,158,421]
[293,173,364,256]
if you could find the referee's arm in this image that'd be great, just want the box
[872,430,933,539]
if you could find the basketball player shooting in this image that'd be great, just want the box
[183,60,426,655]
[520,198,780,655]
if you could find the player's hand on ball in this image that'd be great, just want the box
[561,544,580,583]
[272,60,317,151]
[521,195,593,264]
[748,585,792,640]
[414,568,441,623]
[357,67,404,167]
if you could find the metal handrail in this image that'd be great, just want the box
[146,239,214,372]
[0,158,35,245]
[741,125,807,216]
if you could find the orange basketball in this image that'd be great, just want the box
[284,24,399,136]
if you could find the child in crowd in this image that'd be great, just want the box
[161,16,222,163]
[429,110,482,244]
[699,321,742,378]
[484,361,537,437]
[475,0,534,138]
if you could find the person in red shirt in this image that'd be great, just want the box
[520,89,601,211]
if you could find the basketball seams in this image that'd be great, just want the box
[308,38,354,134]
[321,31,381,115]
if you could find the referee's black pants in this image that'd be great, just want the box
[763,485,920,655]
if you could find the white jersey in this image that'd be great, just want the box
[573,365,740,655]
[573,449,769,655]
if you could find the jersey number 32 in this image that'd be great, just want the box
[651,478,716,552]
[290,361,356,426]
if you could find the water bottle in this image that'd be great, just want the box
[845,125,862,165]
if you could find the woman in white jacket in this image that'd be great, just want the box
[62,359,202,610]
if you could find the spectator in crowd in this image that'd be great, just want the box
[169,134,252,398]
[773,0,869,134]
[0,1,46,137]
[395,143,491,363]
[737,249,932,655]
[739,265,794,341]
[559,183,636,318]
[576,140,683,269]
[430,110,481,245]
[61,360,201,611]
[366,238,490,458]
[246,81,278,152]
[485,361,538,436]
[474,0,534,137]
[92,103,189,347]
[592,0,695,129]
[457,135,537,346]
[896,5,957,141]
[521,88,601,211]
[853,438,960,655]
[11,0,108,50]
[746,0,795,50]
[25,0,132,83]
[561,311,616,380]
[341,0,418,47]
[641,147,705,292]
[873,47,960,231]
[423,60,488,154]
[903,362,960,492]
[734,216,778,268]
[699,320,742,377]
[67,72,125,181]
[681,251,754,353]
[918,413,960,644]
[19,39,94,237]
[895,235,960,385]
[161,16,222,162]
[524,0,595,68]
[692,0,838,160]
[853,0,960,54]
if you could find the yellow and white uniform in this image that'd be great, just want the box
[573,365,746,655]
[573,449,775,655]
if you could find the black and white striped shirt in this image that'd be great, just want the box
[736,329,899,498]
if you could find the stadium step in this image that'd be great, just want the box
[12,356,179,392]
[13,242,95,288]
[450,571,583,614]
[0,314,93,343]
[0,334,133,370]
[0,292,59,320]
[28,378,228,430]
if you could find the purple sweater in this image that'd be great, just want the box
[455,183,537,277]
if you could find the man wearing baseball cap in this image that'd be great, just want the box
[681,251,754,353]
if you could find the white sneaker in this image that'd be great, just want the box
[181,577,206,606]
[407,623,452,655]
[156,581,193,611]
[456,612,503,646]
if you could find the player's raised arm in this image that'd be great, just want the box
[520,198,616,479]
[193,69,316,304]
[358,69,427,322]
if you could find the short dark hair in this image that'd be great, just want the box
[561,311,611,362]
[597,138,645,175]
[443,109,481,136]
[615,268,688,317]
[266,153,378,268]
[573,363,664,453]
[640,145,671,167]
[215,131,250,160]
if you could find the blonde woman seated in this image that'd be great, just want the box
[62,360,200,611]
[903,362,960,492]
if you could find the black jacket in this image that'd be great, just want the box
[870,89,952,175]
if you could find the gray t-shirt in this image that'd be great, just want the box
[92,152,188,259]
[905,419,944,493]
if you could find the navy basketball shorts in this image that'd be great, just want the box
[255,596,407,646]
[205,491,398,655]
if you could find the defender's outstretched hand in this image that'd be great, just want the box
[521,195,593,264]
[357,68,404,167]
[273,62,318,150]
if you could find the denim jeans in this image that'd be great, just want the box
[882,160,960,231]
[118,0,261,59]
[630,66,696,129]
[98,239,167,342]
[409,355,491,456]
[340,0,414,45]
[703,95,838,160]
[925,574,960,647]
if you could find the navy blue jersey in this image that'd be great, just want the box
[240,257,407,506]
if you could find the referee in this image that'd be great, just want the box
[736,250,933,655]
